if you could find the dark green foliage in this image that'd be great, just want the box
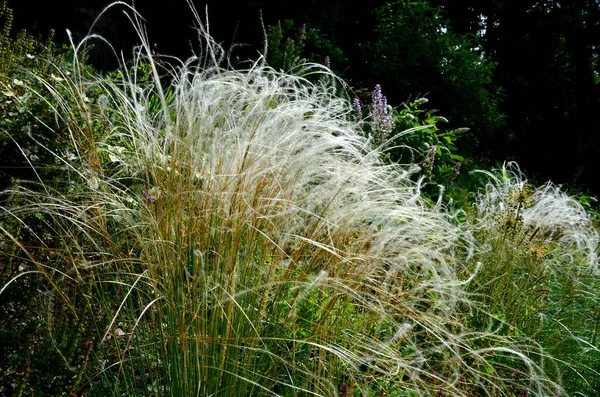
[266,19,348,74]
[361,0,504,158]
[434,0,600,195]
[0,196,99,396]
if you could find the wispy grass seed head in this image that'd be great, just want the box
[473,162,599,273]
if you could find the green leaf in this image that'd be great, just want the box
[449,154,465,162]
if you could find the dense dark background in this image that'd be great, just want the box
[6,0,600,196]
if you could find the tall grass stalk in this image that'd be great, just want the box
[0,4,572,396]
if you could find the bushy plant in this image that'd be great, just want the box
[362,0,505,158]
[0,0,102,195]
[353,86,469,203]
[1,0,54,75]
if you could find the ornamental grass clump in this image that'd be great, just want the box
[0,4,567,396]
[467,163,600,396]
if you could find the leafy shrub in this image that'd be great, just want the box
[266,19,347,75]
[0,0,104,196]
[362,0,505,158]
[354,85,468,203]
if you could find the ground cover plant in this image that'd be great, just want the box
[1,2,599,396]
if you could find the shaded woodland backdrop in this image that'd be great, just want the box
[7,0,600,196]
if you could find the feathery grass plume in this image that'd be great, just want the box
[0,4,567,396]
[473,162,599,273]
[467,162,600,396]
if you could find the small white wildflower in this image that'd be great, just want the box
[144,186,162,203]
[50,73,64,82]
[89,176,99,190]
[25,53,34,59]
[97,94,109,112]
[108,153,120,162]
[18,93,31,103]
[13,79,24,86]
[21,124,32,137]
[82,94,90,103]
[114,146,125,154]
[65,150,77,161]
[3,91,14,97]
[414,98,429,105]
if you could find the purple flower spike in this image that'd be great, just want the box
[354,97,362,120]
[369,84,395,142]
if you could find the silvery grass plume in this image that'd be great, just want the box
[0,4,563,396]
[473,162,599,273]
[467,162,600,396]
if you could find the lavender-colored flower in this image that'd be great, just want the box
[450,161,462,183]
[353,97,362,120]
[421,144,437,175]
[369,84,395,141]
[324,56,331,69]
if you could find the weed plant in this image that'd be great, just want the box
[0,3,585,396]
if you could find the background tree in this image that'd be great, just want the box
[6,0,600,196]
[435,0,600,193]
[358,0,504,159]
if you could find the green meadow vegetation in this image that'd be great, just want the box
[1,2,599,396]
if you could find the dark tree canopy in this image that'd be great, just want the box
[5,0,600,195]
[434,0,600,192]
